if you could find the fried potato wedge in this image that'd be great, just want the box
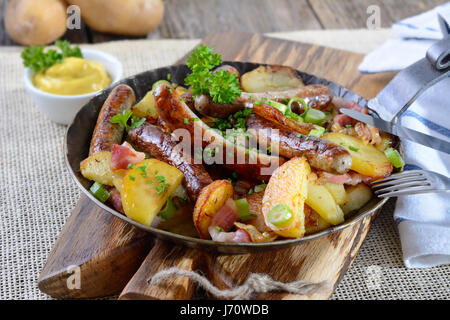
[193,180,234,239]
[324,183,348,206]
[241,65,304,92]
[306,182,344,225]
[262,157,310,238]
[342,183,373,215]
[305,210,332,235]
[111,169,126,193]
[122,159,183,226]
[323,132,393,178]
[132,89,158,119]
[80,151,114,186]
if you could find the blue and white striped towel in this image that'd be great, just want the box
[360,4,450,268]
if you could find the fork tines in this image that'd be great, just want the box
[370,170,433,198]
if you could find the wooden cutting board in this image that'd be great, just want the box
[38,31,395,300]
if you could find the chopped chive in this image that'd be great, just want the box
[345,124,352,128]
[215,226,225,232]
[129,175,135,181]
[184,118,189,124]
[349,146,359,152]
[127,163,134,169]
[248,189,254,195]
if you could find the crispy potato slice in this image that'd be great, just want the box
[306,182,344,225]
[111,169,126,193]
[193,180,234,239]
[324,183,348,206]
[305,210,332,235]
[132,89,158,118]
[342,183,373,215]
[262,157,310,238]
[323,132,393,178]
[122,159,183,226]
[80,151,114,186]
[241,65,304,93]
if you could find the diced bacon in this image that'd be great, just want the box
[210,198,238,232]
[208,226,251,243]
[110,142,146,171]
[108,187,124,213]
[318,171,373,186]
[333,114,357,127]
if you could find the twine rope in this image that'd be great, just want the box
[149,267,331,299]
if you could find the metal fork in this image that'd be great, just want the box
[370,170,450,198]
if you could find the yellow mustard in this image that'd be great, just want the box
[33,57,111,95]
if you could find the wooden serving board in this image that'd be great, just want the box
[38,31,395,300]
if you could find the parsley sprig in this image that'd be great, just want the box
[110,110,145,131]
[184,45,241,104]
[21,40,83,73]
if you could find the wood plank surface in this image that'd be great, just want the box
[0,0,445,45]
[118,30,395,300]
[38,195,153,299]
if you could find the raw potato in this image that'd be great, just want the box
[80,151,114,186]
[241,65,304,93]
[324,183,348,206]
[262,157,310,238]
[323,132,393,178]
[132,89,158,118]
[5,0,67,45]
[66,0,164,36]
[193,180,234,239]
[122,159,183,226]
[342,183,373,215]
[306,182,344,225]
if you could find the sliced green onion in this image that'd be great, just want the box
[349,146,359,152]
[158,198,176,220]
[308,125,326,137]
[268,204,293,226]
[254,183,267,193]
[266,100,288,114]
[287,97,308,117]
[285,110,304,122]
[152,80,172,90]
[215,226,225,232]
[384,148,405,168]
[89,182,110,203]
[235,198,252,221]
[304,109,326,124]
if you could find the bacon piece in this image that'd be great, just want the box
[208,226,251,243]
[110,142,146,171]
[210,198,238,232]
[108,187,124,214]
[318,171,373,185]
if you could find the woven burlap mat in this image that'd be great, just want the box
[1,30,449,300]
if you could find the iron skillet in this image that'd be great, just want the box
[65,61,390,254]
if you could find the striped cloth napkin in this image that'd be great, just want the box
[360,4,450,268]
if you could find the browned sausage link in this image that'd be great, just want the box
[241,84,333,110]
[128,123,213,202]
[252,102,314,135]
[194,94,247,118]
[246,114,352,174]
[89,84,136,155]
[153,83,285,182]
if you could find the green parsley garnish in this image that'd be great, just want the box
[184,45,241,104]
[215,226,225,232]
[110,110,145,131]
[21,40,82,73]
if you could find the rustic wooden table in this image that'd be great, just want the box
[0,0,446,46]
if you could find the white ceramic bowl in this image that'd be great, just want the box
[24,49,123,125]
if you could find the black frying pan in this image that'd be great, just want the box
[65,62,389,254]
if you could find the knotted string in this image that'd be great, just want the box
[149,267,331,299]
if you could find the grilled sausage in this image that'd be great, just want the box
[192,85,332,119]
[128,123,213,202]
[153,83,285,182]
[89,84,136,155]
[246,114,352,174]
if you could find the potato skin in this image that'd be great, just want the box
[193,180,234,239]
[67,0,164,36]
[5,0,67,45]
